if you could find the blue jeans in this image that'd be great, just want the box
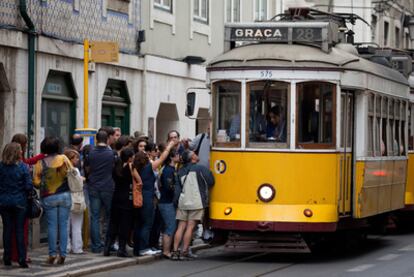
[158,203,177,236]
[42,192,71,257]
[0,205,27,263]
[134,192,155,253]
[88,188,113,252]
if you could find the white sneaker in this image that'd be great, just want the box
[139,249,157,256]
[113,242,119,251]
[150,248,161,254]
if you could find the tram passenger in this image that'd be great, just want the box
[266,106,286,142]
[228,114,241,141]
[188,120,211,169]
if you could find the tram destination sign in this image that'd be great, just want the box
[230,27,322,42]
[231,27,289,41]
[225,22,338,53]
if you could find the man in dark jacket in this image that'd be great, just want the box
[171,150,214,260]
[85,130,117,253]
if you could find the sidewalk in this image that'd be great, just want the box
[0,240,209,277]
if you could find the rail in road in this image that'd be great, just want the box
[89,232,414,277]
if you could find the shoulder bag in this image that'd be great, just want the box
[131,166,143,208]
[27,189,43,219]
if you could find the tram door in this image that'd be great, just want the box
[339,91,354,215]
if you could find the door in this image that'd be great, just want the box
[339,91,354,215]
[41,71,77,146]
[101,105,129,134]
[101,79,130,134]
[42,100,72,145]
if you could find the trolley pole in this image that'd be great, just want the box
[83,39,89,128]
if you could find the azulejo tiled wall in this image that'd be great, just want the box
[0,0,140,53]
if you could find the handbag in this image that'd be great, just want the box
[27,189,43,219]
[65,159,86,214]
[131,166,143,208]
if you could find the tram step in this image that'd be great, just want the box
[224,233,310,253]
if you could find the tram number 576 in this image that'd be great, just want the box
[260,70,273,78]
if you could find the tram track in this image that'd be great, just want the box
[254,263,296,277]
[181,252,295,277]
[180,234,387,277]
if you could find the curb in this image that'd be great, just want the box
[191,243,212,252]
[54,243,211,277]
[54,258,137,277]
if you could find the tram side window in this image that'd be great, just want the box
[213,81,241,146]
[381,97,388,156]
[374,96,382,156]
[393,100,402,156]
[247,81,288,147]
[297,82,336,148]
[367,94,374,156]
[388,99,395,156]
[396,101,407,156]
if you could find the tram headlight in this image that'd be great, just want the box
[257,184,275,203]
[224,207,232,215]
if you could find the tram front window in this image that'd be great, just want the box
[297,82,336,148]
[213,81,241,146]
[248,81,289,147]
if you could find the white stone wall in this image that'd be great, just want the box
[144,55,208,142]
[0,29,209,152]
[0,29,30,150]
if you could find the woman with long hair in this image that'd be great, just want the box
[132,138,148,154]
[33,136,71,265]
[132,139,176,256]
[104,147,135,257]
[0,143,33,268]
[10,133,45,264]
[11,133,45,165]
[64,149,85,254]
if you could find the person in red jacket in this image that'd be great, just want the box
[10,133,46,263]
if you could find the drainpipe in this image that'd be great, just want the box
[19,0,36,157]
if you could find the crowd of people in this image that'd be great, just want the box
[0,126,214,268]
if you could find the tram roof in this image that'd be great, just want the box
[207,43,408,86]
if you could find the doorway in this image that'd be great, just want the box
[156,103,179,143]
[41,71,77,146]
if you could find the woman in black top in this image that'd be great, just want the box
[104,147,135,257]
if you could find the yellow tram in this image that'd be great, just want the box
[197,10,412,252]
[403,74,414,212]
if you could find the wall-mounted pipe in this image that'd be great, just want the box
[19,0,36,157]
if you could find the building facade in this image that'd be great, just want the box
[0,0,223,156]
[0,0,225,245]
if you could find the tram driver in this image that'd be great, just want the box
[266,106,286,142]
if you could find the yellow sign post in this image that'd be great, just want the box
[83,40,119,128]
[83,40,89,128]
